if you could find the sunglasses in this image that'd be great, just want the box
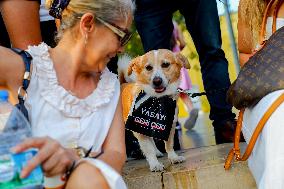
[96,17,132,46]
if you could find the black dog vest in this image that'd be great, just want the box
[125,91,176,141]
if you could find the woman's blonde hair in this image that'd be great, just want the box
[46,0,135,41]
[239,0,267,46]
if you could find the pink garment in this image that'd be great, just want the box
[172,21,192,90]
[172,44,180,53]
[172,22,181,53]
[179,67,192,90]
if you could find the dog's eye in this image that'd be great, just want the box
[161,61,170,68]
[145,65,153,71]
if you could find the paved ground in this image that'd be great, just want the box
[123,143,256,189]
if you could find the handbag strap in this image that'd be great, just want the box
[224,92,284,170]
[11,48,32,92]
[11,48,32,121]
[272,0,284,32]
[260,0,284,44]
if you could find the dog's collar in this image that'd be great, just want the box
[135,90,176,102]
[135,91,147,102]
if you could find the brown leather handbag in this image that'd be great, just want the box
[224,0,284,170]
[227,0,284,110]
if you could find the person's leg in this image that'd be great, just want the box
[180,93,199,130]
[125,130,144,159]
[179,0,236,143]
[134,0,182,151]
[134,0,176,52]
[0,0,41,49]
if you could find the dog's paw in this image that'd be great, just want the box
[149,162,164,172]
[169,155,185,164]
[156,150,164,158]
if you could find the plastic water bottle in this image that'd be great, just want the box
[0,90,43,188]
[0,90,15,184]
[0,91,63,189]
[0,90,13,131]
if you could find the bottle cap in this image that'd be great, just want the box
[0,90,9,101]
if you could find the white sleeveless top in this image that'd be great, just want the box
[266,17,284,39]
[25,43,127,189]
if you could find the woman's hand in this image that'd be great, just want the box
[12,136,79,178]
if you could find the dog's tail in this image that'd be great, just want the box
[118,54,136,83]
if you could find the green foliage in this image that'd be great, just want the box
[125,25,144,57]
[173,11,187,31]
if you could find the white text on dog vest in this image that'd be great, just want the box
[141,108,166,121]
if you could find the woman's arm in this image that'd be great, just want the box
[98,96,127,173]
[238,1,254,67]
[0,0,41,49]
[0,46,25,98]
[65,103,126,189]
[239,53,253,67]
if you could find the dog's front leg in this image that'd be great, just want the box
[165,107,185,164]
[134,132,165,171]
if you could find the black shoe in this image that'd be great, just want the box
[125,130,145,159]
[154,128,181,153]
[128,147,144,160]
[184,108,199,130]
[214,119,245,144]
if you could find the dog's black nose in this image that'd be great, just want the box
[153,77,163,87]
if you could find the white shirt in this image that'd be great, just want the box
[25,43,127,189]
[266,17,284,39]
[243,90,284,189]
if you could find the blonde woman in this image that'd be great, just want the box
[237,0,284,188]
[0,0,135,188]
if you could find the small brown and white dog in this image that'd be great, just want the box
[119,49,190,171]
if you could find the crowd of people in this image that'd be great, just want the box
[0,0,283,188]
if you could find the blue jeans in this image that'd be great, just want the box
[134,0,235,127]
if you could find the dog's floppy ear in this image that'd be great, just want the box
[128,56,141,76]
[175,53,190,69]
